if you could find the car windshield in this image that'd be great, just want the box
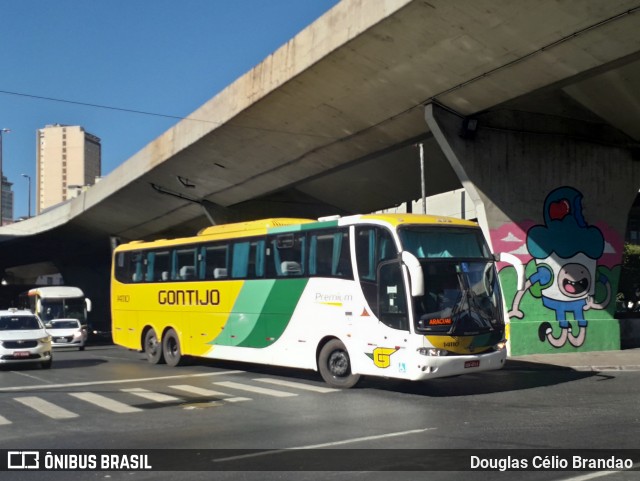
[0,315,42,330]
[49,320,80,329]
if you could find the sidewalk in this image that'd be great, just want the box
[505,348,640,371]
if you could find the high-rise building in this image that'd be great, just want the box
[36,124,101,214]
[1,175,14,225]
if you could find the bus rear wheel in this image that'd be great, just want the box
[318,339,360,388]
[162,329,183,367]
[144,328,164,364]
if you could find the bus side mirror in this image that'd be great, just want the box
[496,252,525,291]
[401,251,424,297]
[86,298,92,312]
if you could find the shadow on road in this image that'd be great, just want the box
[171,357,596,397]
[0,357,109,371]
[361,365,596,396]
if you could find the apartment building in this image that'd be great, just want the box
[0,175,14,225]
[36,124,101,214]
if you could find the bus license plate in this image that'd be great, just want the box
[464,360,480,368]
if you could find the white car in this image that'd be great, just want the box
[0,309,53,368]
[46,319,87,350]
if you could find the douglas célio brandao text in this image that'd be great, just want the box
[470,454,634,471]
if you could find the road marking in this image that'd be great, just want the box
[121,388,181,403]
[0,370,245,393]
[214,381,297,397]
[214,427,437,463]
[562,463,640,481]
[254,378,338,393]
[8,370,54,384]
[14,396,78,419]
[69,392,142,413]
[169,385,251,403]
[0,415,11,425]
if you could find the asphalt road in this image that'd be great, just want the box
[1,345,639,481]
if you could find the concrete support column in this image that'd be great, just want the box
[55,237,113,336]
[425,103,640,355]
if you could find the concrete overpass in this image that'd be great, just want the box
[1,0,639,354]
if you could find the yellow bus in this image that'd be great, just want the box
[111,213,513,388]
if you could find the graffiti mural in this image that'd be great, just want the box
[493,186,622,354]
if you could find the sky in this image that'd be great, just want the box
[0,0,340,220]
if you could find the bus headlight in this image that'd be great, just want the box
[417,347,449,356]
[493,339,507,351]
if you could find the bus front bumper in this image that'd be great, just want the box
[412,348,507,380]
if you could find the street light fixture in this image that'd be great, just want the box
[21,174,31,219]
[0,128,11,226]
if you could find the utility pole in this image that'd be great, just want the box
[419,142,426,214]
[22,174,31,218]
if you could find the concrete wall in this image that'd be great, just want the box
[427,103,640,355]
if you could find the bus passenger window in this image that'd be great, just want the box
[308,229,352,279]
[148,251,170,282]
[115,251,143,284]
[231,240,265,279]
[355,227,397,282]
[268,234,305,277]
[174,248,197,280]
[355,226,398,316]
[203,244,229,280]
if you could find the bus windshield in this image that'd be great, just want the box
[40,298,87,323]
[398,226,490,259]
[398,226,503,336]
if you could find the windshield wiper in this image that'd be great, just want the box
[448,267,494,335]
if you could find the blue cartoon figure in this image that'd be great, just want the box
[508,187,611,348]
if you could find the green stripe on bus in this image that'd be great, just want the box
[210,280,275,347]
[210,279,309,348]
[268,220,338,234]
[238,278,308,348]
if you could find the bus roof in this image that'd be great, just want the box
[28,286,85,298]
[198,218,316,238]
[115,213,478,250]
[351,213,477,229]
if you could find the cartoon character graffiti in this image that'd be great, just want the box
[508,187,611,348]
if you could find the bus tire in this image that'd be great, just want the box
[144,328,164,364]
[318,339,360,389]
[162,329,183,367]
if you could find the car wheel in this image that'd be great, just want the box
[144,328,164,364]
[162,329,183,367]
[41,358,52,369]
[318,339,360,388]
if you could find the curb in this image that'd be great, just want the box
[504,361,640,372]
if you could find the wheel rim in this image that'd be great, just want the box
[146,333,159,356]
[328,350,349,377]
[166,337,178,359]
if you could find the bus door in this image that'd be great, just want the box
[354,226,410,375]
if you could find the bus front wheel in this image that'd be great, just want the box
[144,328,164,364]
[318,339,360,388]
[162,329,183,367]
